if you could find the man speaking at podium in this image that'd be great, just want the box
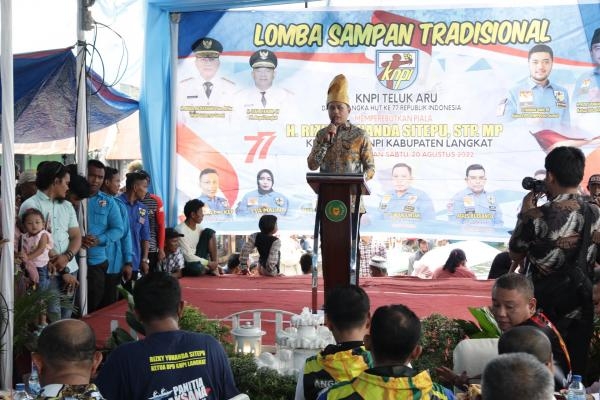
[307,74,375,181]
[306,74,375,289]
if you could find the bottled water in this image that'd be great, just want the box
[567,375,586,400]
[28,361,41,396]
[13,383,33,400]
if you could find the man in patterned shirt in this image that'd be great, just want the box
[358,236,387,278]
[158,228,185,278]
[33,319,104,399]
[307,74,375,181]
[317,304,454,400]
[509,146,600,376]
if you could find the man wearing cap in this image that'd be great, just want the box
[358,236,387,278]
[16,170,38,209]
[307,74,375,180]
[588,174,600,205]
[369,256,388,277]
[158,228,185,278]
[498,44,570,129]
[178,37,236,121]
[237,49,293,122]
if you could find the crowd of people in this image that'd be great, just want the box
[6,65,600,400]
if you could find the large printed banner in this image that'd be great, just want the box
[175,5,600,239]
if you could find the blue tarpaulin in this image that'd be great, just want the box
[1,47,138,143]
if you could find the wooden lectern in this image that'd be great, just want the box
[307,173,370,311]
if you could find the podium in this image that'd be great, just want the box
[307,173,370,310]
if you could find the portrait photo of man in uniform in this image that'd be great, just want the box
[498,44,570,129]
[178,37,236,121]
[447,163,503,226]
[197,168,233,221]
[235,49,294,122]
[378,162,435,223]
[573,28,600,105]
[572,28,600,135]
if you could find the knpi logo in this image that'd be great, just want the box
[376,50,418,90]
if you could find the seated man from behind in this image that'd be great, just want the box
[318,304,455,399]
[239,214,281,276]
[96,272,240,400]
[300,253,313,275]
[32,319,104,399]
[498,325,554,373]
[297,285,373,400]
[481,353,554,400]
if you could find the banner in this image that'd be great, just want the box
[175,5,600,240]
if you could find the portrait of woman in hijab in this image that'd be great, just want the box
[236,169,289,217]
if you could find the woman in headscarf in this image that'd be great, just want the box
[236,169,289,216]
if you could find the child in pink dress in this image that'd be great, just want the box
[20,208,54,328]
[20,208,54,284]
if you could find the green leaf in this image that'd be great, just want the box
[468,306,501,338]
[454,319,481,337]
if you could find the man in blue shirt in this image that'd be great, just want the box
[447,164,503,226]
[118,172,150,290]
[499,44,570,129]
[197,168,234,222]
[101,167,133,307]
[378,163,435,223]
[96,273,241,400]
[84,160,124,312]
[573,28,600,134]
[574,28,600,105]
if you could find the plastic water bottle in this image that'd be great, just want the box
[28,361,41,396]
[567,375,586,400]
[13,383,33,400]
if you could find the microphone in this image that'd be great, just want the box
[327,122,337,144]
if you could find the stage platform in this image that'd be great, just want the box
[84,275,494,347]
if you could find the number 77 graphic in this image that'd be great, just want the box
[244,131,276,163]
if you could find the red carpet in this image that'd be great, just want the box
[85,275,494,347]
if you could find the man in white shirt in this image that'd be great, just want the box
[174,199,220,276]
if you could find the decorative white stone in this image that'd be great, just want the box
[270,307,336,375]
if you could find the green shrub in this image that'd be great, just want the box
[229,353,296,400]
[412,313,466,379]
[179,305,233,354]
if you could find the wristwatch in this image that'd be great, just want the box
[142,258,150,264]
[59,267,71,275]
